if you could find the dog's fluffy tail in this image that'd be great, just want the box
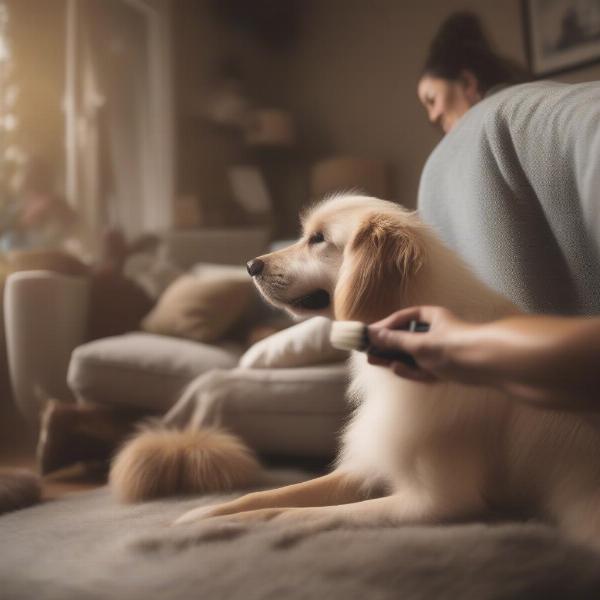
[109,428,262,503]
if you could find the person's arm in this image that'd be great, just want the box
[367,306,600,411]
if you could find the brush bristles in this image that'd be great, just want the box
[330,320,369,352]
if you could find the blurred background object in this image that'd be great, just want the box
[2,0,600,249]
[310,157,391,201]
[1,0,600,470]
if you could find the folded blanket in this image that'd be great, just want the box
[419,81,600,314]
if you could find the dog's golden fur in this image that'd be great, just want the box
[110,428,261,503]
[113,195,600,549]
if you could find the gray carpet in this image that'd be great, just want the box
[1,473,600,600]
[0,468,41,515]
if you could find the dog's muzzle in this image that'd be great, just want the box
[247,256,331,313]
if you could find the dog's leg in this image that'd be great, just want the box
[180,486,478,547]
[177,478,482,530]
[175,469,370,525]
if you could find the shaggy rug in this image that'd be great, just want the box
[0,468,41,515]
[1,472,600,600]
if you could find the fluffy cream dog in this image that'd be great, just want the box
[174,194,600,549]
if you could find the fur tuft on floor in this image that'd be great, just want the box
[109,428,262,503]
[0,468,42,514]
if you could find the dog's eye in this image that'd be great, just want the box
[308,232,325,245]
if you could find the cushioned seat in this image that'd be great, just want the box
[162,364,349,458]
[69,316,350,459]
[67,333,241,412]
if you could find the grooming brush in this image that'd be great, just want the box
[330,320,429,368]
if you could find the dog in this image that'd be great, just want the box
[171,194,600,549]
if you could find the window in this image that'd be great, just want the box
[64,0,174,251]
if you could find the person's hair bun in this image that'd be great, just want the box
[422,11,528,93]
[430,12,490,56]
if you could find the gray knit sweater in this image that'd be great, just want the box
[418,81,600,315]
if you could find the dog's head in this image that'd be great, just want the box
[247,195,425,323]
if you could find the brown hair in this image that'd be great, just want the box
[422,12,528,94]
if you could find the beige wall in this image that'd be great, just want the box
[173,0,600,235]
[173,0,288,227]
[7,2,600,237]
[282,0,600,212]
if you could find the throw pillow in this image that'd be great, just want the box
[141,272,255,343]
[239,316,348,369]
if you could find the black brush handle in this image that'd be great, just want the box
[406,321,430,333]
[367,320,429,368]
[367,347,419,368]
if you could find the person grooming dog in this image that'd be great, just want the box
[368,306,600,412]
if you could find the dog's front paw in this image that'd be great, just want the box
[173,504,224,525]
[175,505,294,527]
[210,507,287,525]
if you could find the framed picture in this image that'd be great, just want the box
[523,0,600,76]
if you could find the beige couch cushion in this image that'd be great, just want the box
[141,270,254,344]
[67,333,241,412]
[163,364,349,459]
[239,317,348,369]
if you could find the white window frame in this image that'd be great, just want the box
[64,0,174,233]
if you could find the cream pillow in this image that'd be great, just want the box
[239,316,348,369]
[141,271,254,343]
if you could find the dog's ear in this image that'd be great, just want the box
[334,214,424,322]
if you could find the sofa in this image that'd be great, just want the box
[3,227,349,460]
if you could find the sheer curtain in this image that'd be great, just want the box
[65,0,174,257]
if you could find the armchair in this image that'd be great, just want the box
[4,270,89,422]
[4,227,270,424]
[4,225,349,464]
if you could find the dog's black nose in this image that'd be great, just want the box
[246,258,264,277]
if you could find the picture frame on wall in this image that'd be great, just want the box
[523,0,600,76]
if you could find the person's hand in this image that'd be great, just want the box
[366,306,479,384]
[367,307,600,411]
